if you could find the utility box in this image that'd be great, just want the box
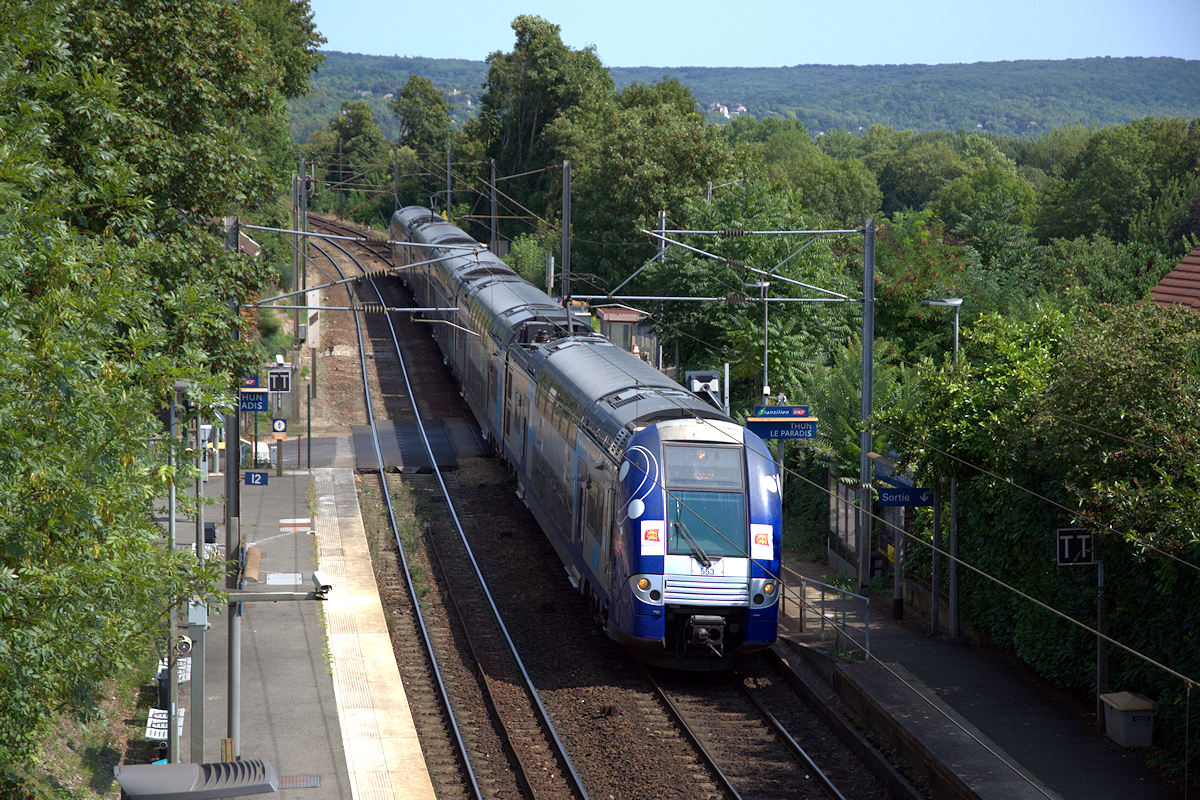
[1101,691,1155,747]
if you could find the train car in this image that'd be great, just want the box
[390,207,782,668]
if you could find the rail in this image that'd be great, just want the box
[780,566,871,662]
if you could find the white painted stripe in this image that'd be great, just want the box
[314,468,435,800]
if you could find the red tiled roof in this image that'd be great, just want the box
[593,304,650,323]
[1152,245,1200,310]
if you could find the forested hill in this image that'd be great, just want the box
[290,52,1200,143]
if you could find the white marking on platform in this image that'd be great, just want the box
[265,572,302,585]
[146,707,184,740]
[314,468,435,800]
[280,517,312,528]
[250,529,311,547]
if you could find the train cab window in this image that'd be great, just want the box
[662,444,744,491]
[663,444,747,559]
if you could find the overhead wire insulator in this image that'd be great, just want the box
[359,302,388,315]
[721,229,747,237]
[362,266,395,281]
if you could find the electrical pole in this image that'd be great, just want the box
[166,390,179,763]
[490,159,498,253]
[858,220,876,592]
[561,160,571,306]
[222,219,243,760]
[337,140,344,218]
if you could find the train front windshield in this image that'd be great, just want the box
[662,444,747,559]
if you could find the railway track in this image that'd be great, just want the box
[640,652,856,800]
[306,217,586,799]
[299,215,905,800]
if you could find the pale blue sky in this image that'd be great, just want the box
[308,0,1200,67]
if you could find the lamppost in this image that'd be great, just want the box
[741,281,771,397]
[921,297,962,638]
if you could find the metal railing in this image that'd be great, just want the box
[780,567,871,661]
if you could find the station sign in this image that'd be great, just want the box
[244,471,269,487]
[878,486,935,507]
[753,405,811,417]
[267,368,291,394]
[1057,528,1094,565]
[239,388,268,412]
[746,405,817,440]
[241,375,259,388]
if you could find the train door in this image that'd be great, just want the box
[600,489,615,586]
[503,359,518,459]
[503,358,527,467]
[575,447,612,588]
[486,356,499,439]
[573,457,587,548]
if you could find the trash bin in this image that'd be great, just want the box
[1100,691,1155,747]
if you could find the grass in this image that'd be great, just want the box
[357,478,432,606]
[25,650,164,799]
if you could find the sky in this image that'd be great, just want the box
[307,0,1200,68]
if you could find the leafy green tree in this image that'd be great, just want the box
[305,100,394,223]
[872,211,977,356]
[391,74,452,154]
[889,304,1200,770]
[551,78,740,289]
[1025,234,1173,308]
[872,137,967,214]
[1035,305,1200,770]
[242,0,326,100]
[505,232,554,287]
[930,137,1038,233]
[0,0,314,782]
[732,120,881,223]
[63,0,282,229]
[1035,117,1200,244]
[1129,171,1200,256]
[639,181,859,407]
[885,307,1074,665]
[469,15,613,213]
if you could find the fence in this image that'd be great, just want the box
[780,565,872,661]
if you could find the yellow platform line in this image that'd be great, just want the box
[314,468,436,800]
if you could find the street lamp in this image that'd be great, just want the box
[742,281,771,397]
[921,297,962,638]
[920,297,962,361]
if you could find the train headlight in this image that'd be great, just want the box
[629,574,663,605]
[750,578,780,608]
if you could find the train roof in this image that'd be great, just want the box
[539,338,729,460]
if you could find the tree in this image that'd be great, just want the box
[551,78,740,290]
[1035,305,1200,770]
[469,15,613,213]
[888,303,1200,769]
[305,101,393,223]
[242,0,326,100]
[0,0,305,782]
[1034,118,1200,244]
[872,211,977,356]
[391,74,452,154]
[735,121,882,223]
[930,137,1038,232]
[637,181,859,406]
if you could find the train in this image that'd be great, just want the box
[389,207,783,669]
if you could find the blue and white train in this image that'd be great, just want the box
[390,207,782,668]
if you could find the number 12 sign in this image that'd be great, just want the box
[244,471,269,487]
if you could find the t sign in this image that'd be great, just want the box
[267,368,291,394]
[1057,528,1094,566]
